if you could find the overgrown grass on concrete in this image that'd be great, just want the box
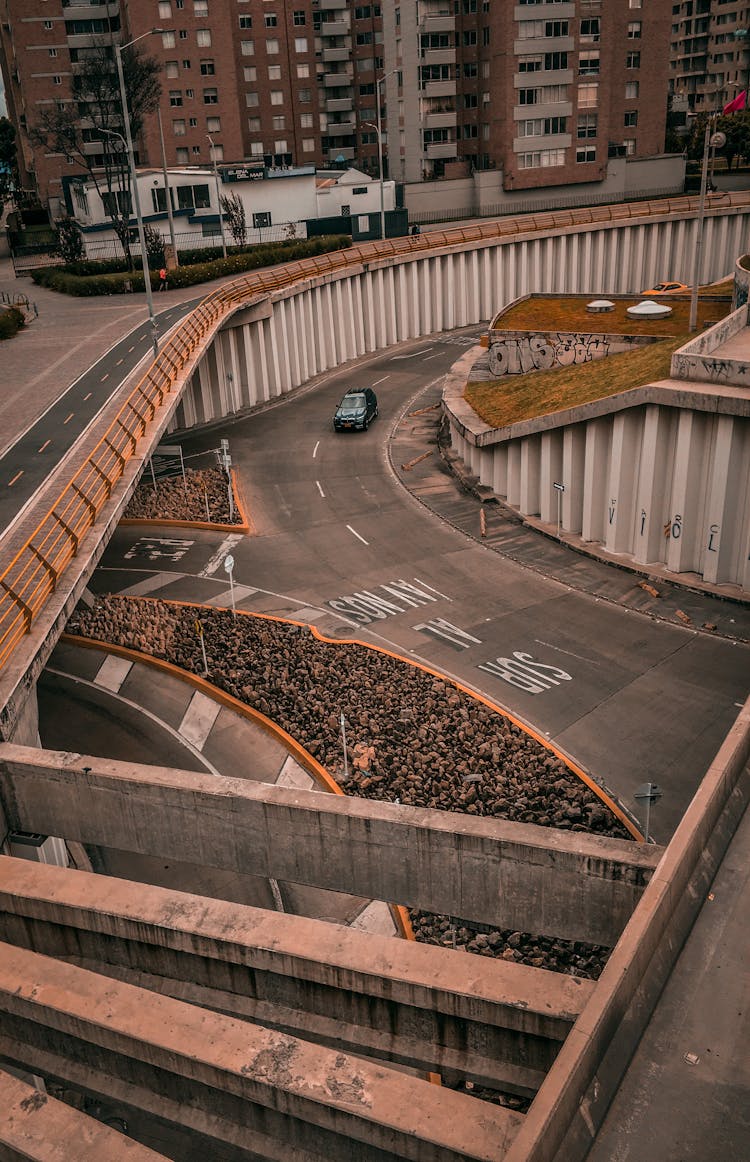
[466,334,684,429]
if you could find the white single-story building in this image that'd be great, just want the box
[62,164,398,259]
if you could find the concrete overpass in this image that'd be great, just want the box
[0,194,748,1159]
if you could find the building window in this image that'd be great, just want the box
[241,40,254,56]
[578,83,598,108]
[579,53,599,76]
[464,93,478,108]
[185,88,194,98]
[203,88,217,104]
[207,116,220,132]
[624,110,638,127]
[158,0,171,14]
[196,29,211,46]
[272,115,285,129]
[580,18,600,41]
[297,63,310,78]
[577,112,597,138]
[200,60,215,75]
[43,20,53,29]
[463,30,477,46]
[179,30,188,40]
[518,148,565,169]
[625,80,639,99]
[173,118,186,135]
[629,0,642,7]
[273,139,287,153]
[177,183,210,209]
[176,147,189,164]
[519,88,539,105]
[189,117,197,127]
[182,59,191,69]
[247,117,261,131]
[245,91,259,106]
[166,60,179,79]
[270,90,283,105]
[545,51,568,71]
[295,37,308,53]
[162,31,176,48]
[624,138,636,155]
[576,146,596,162]
[239,16,252,29]
[518,56,541,73]
[169,90,183,106]
[626,51,641,69]
[518,116,567,137]
[52,74,62,85]
[266,38,279,54]
[243,66,256,81]
[250,142,264,156]
[253,211,272,227]
[298,88,311,102]
[464,61,479,77]
[194,0,208,14]
[264,13,278,27]
[627,21,642,38]
[48,47,57,57]
[208,142,222,159]
[300,112,313,127]
[268,64,281,79]
[302,137,315,151]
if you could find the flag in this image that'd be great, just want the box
[723,90,746,114]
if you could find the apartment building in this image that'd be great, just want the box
[670,0,750,114]
[0,0,672,215]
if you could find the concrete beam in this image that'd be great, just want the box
[0,1067,169,1161]
[0,858,594,1094]
[0,745,660,947]
[0,942,523,1162]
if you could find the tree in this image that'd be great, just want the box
[220,190,247,247]
[30,42,161,266]
[688,110,750,172]
[0,117,18,209]
[54,217,84,263]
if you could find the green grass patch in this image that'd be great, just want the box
[466,334,686,429]
[491,295,730,336]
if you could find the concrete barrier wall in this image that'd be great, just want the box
[503,694,750,1162]
[0,941,522,1162]
[0,745,660,947]
[670,302,749,383]
[0,857,593,1094]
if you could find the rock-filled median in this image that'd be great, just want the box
[123,467,243,525]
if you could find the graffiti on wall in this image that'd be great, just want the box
[488,332,611,377]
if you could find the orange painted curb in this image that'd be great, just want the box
[78,594,642,841]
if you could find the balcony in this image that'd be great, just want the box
[326,145,355,161]
[424,141,456,160]
[514,2,575,16]
[322,45,351,62]
[327,117,356,134]
[325,96,353,113]
[420,16,454,34]
[421,80,456,98]
[420,47,456,67]
[423,110,457,129]
[322,70,353,88]
[320,20,349,37]
[513,36,574,56]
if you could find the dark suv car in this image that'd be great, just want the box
[333,387,378,432]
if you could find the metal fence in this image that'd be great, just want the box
[82,224,303,262]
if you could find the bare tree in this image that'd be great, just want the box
[220,190,247,247]
[30,42,161,266]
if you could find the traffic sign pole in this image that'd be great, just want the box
[224,554,236,617]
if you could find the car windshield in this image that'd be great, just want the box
[341,393,365,408]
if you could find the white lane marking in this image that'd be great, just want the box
[83,392,92,400]
[316,480,325,498]
[534,638,600,665]
[413,576,452,602]
[118,571,183,597]
[93,654,133,693]
[312,440,320,458]
[391,347,433,360]
[346,525,369,545]
[179,690,221,750]
[199,534,243,577]
[372,375,390,386]
[100,373,109,382]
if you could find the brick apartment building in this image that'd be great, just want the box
[670,0,750,115]
[0,0,672,217]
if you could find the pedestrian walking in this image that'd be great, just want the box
[411,223,421,236]
[158,267,168,292]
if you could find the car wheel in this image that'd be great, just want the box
[363,418,369,430]
[374,406,379,418]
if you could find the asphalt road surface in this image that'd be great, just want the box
[56,328,750,844]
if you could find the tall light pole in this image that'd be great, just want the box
[207,134,228,259]
[114,28,165,357]
[689,114,725,332]
[375,69,397,241]
[157,106,178,265]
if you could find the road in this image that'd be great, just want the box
[53,328,750,844]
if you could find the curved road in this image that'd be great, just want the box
[50,328,749,844]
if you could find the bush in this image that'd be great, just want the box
[0,305,25,339]
[30,235,352,296]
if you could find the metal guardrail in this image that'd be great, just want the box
[1,189,748,677]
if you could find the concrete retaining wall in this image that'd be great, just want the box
[0,745,660,948]
[670,302,750,384]
[503,694,750,1162]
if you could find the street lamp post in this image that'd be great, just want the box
[374,69,397,241]
[207,135,228,259]
[156,107,178,265]
[689,114,725,332]
[113,28,165,357]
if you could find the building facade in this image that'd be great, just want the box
[0,0,673,217]
[670,0,750,115]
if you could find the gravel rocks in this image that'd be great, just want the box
[124,467,243,525]
[68,596,631,977]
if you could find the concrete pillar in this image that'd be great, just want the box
[562,424,585,534]
[701,415,748,585]
[507,439,522,508]
[492,443,508,498]
[666,410,708,575]
[633,404,673,566]
[254,318,271,404]
[582,416,610,544]
[384,267,398,346]
[539,430,563,525]
[519,435,541,516]
[604,409,641,555]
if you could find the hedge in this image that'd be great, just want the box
[0,306,25,340]
[31,235,352,297]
